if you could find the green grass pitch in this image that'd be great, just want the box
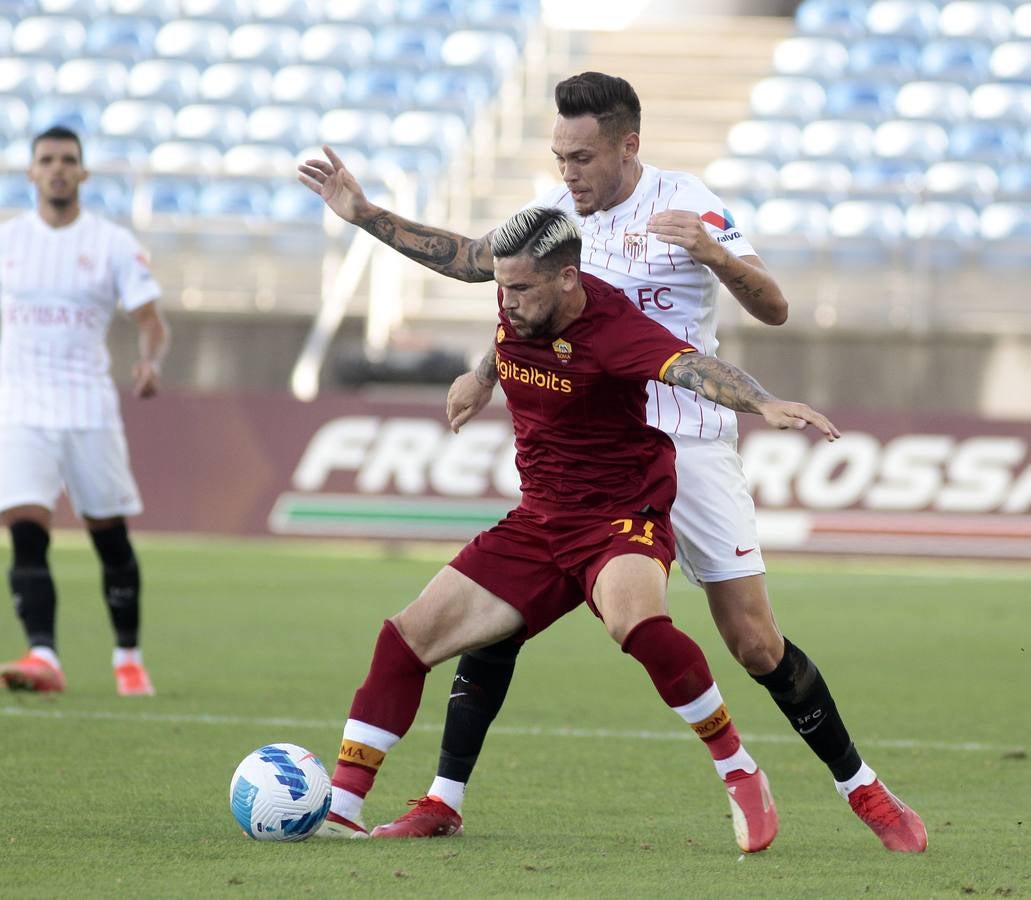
[0,536,1027,899]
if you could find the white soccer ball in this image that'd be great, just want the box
[229,742,331,841]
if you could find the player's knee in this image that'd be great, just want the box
[9,520,50,568]
[88,519,135,569]
[727,627,784,676]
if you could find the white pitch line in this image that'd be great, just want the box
[0,705,1020,755]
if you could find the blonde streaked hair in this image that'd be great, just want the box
[491,207,582,273]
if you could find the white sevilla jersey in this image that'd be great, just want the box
[530,164,756,444]
[0,210,160,429]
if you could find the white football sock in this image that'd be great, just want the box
[29,646,60,669]
[428,776,466,813]
[330,787,365,824]
[714,745,759,780]
[835,761,877,799]
[112,647,141,667]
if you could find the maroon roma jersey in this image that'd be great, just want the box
[495,271,695,512]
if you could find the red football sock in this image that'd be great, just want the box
[621,615,715,706]
[332,619,430,796]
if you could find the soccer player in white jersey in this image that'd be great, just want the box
[0,126,170,696]
[297,72,926,852]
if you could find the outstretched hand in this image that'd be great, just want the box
[296,144,370,223]
[647,210,727,268]
[757,400,840,441]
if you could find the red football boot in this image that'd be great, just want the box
[371,796,463,838]
[848,779,927,852]
[725,768,778,852]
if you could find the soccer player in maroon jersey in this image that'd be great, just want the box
[316,207,838,849]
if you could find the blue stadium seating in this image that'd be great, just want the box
[938,1,1012,42]
[990,40,1031,79]
[750,76,826,120]
[894,79,969,119]
[948,121,1023,161]
[754,197,832,265]
[154,19,231,64]
[979,202,1031,265]
[997,161,1031,198]
[228,22,301,66]
[0,56,55,98]
[85,16,157,61]
[174,102,249,147]
[55,58,130,102]
[866,1,940,41]
[828,198,907,264]
[795,0,868,40]
[198,61,273,106]
[413,68,493,120]
[102,98,176,143]
[372,24,443,69]
[197,178,273,218]
[149,139,223,174]
[318,107,392,153]
[919,38,992,83]
[345,66,417,111]
[873,118,949,159]
[824,78,899,122]
[270,181,325,223]
[773,35,849,79]
[778,159,853,201]
[924,159,999,204]
[298,22,373,65]
[13,15,86,56]
[222,142,296,176]
[848,36,921,80]
[726,119,802,161]
[0,95,29,136]
[128,59,201,106]
[702,157,780,202]
[140,176,201,216]
[108,0,178,17]
[246,104,320,151]
[801,119,875,160]
[87,135,151,167]
[80,174,133,218]
[31,95,102,133]
[969,81,1031,122]
[851,157,927,196]
[441,29,520,86]
[0,173,33,209]
[251,0,320,26]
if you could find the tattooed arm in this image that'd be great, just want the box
[647,210,788,325]
[663,353,839,440]
[446,344,498,433]
[297,144,494,282]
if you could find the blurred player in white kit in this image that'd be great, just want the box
[0,126,169,696]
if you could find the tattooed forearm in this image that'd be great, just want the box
[727,273,764,303]
[358,212,494,282]
[475,344,498,385]
[663,353,774,413]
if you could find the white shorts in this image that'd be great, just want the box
[669,433,765,587]
[0,425,143,519]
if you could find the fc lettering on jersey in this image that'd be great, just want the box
[496,352,573,394]
[617,286,674,312]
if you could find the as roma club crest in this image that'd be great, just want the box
[552,337,572,364]
[623,231,647,261]
[496,325,506,343]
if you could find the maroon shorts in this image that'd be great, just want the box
[449,503,675,640]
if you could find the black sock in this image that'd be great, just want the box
[89,522,140,649]
[753,637,862,782]
[437,637,521,783]
[8,521,57,650]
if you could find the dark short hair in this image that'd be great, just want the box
[31,126,83,163]
[554,72,642,144]
[491,207,582,275]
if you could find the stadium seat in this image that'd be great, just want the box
[298,22,374,65]
[228,22,301,66]
[904,200,981,267]
[828,198,907,264]
[128,59,201,106]
[702,156,780,201]
[919,39,992,84]
[31,96,103,134]
[39,0,104,15]
[778,159,853,201]
[270,64,346,110]
[413,68,493,120]
[372,24,444,69]
[795,0,867,40]
[108,0,179,17]
[997,161,1031,198]
[345,66,417,111]
[772,36,850,80]
[0,173,34,210]
[55,58,130,102]
[179,0,251,21]
[753,197,832,266]
[894,80,969,120]
[847,36,921,80]
[1,137,32,168]
[174,102,249,147]
[198,62,274,106]
[222,142,296,176]
[246,104,321,150]
[86,135,151,168]
[318,108,392,151]
[84,17,157,62]
[989,41,1031,81]
[251,0,319,25]
[979,201,1031,266]
[851,157,927,197]
[12,16,87,57]
[823,79,898,122]
[270,180,326,223]
[948,121,1023,162]
[749,76,826,120]
[394,0,457,24]
[197,178,273,218]
[0,57,56,100]
[866,0,939,41]
[149,139,223,174]
[924,160,999,203]
[937,1,1012,42]
[440,30,520,85]
[390,109,467,163]
[800,119,876,160]
[0,95,29,137]
[101,99,176,143]
[0,17,13,54]
[1015,3,1031,38]
[873,118,949,160]
[80,174,133,218]
[465,0,539,40]
[154,19,231,64]
[726,119,802,162]
[140,175,201,215]
[969,82,1031,123]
